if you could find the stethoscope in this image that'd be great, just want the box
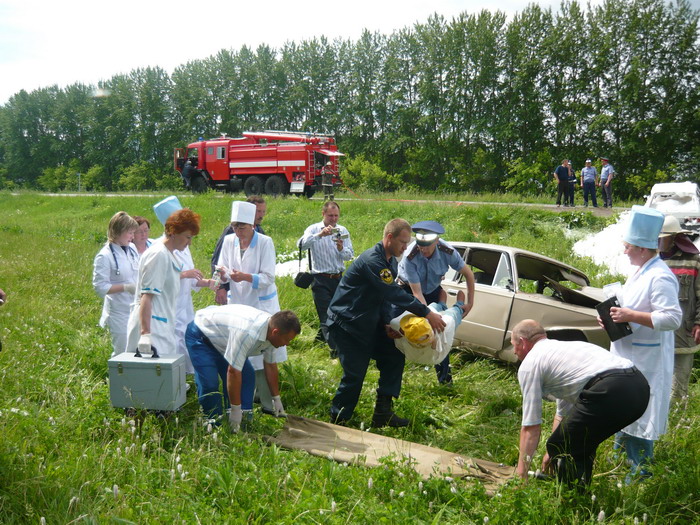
[109,244,138,276]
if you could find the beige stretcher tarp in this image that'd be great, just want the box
[267,415,515,494]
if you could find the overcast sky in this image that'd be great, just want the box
[1,0,697,105]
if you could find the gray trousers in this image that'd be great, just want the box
[672,353,696,399]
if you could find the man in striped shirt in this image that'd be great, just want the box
[185,305,300,432]
[298,201,354,355]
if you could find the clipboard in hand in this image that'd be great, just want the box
[595,296,633,342]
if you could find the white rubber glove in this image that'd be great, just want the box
[229,405,242,433]
[123,283,136,294]
[272,395,286,417]
[218,266,231,283]
[137,334,151,355]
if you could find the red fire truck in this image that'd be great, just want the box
[173,131,344,196]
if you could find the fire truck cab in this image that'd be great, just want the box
[174,131,344,196]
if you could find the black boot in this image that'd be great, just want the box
[371,395,409,428]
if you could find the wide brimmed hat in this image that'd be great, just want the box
[153,196,182,226]
[659,215,691,237]
[623,205,665,249]
[231,201,256,224]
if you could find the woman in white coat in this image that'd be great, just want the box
[92,211,139,356]
[125,207,201,358]
[217,201,286,417]
[152,198,216,374]
[607,206,682,480]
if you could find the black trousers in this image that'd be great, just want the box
[546,367,650,486]
[329,323,405,421]
[556,181,569,205]
[312,274,340,343]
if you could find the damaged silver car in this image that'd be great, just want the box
[441,242,609,363]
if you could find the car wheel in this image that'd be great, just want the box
[191,175,208,194]
[264,175,290,196]
[244,175,264,196]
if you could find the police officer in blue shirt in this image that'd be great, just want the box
[327,219,447,427]
[395,221,475,384]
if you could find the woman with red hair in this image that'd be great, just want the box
[126,206,201,357]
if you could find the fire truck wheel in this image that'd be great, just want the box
[191,176,208,194]
[264,175,290,196]
[303,186,316,198]
[244,176,264,196]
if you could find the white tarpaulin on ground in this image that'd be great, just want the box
[266,415,515,494]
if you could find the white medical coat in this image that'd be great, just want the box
[611,256,682,440]
[92,242,139,355]
[173,245,205,374]
[125,242,183,356]
[217,231,286,369]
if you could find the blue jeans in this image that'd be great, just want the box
[614,431,654,482]
[185,322,255,419]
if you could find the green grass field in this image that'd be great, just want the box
[0,192,698,524]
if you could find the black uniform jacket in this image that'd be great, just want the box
[326,241,430,345]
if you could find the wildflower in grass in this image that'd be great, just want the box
[212,432,218,443]
[69,496,79,509]
[141,443,147,453]
[116,447,121,456]
[207,423,213,433]
[484,518,490,524]
[399,491,405,498]
[40,518,46,525]
[176,455,181,464]
[177,463,183,473]
[445,476,454,483]
[597,510,605,522]
[368,477,373,489]
[171,469,175,481]
[634,518,639,525]
[331,501,337,512]
[390,489,395,497]
[113,484,119,499]
[450,485,458,494]
[643,513,648,523]
[418,481,423,490]
[592,494,596,503]
[181,472,187,480]
[616,482,622,489]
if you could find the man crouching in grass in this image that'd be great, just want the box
[513,319,649,487]
[185,305,300,431]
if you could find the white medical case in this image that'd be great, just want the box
[108,352,186,411]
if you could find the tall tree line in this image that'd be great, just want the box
[0,0,698,197]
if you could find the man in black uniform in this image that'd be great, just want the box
[327,218,447,427]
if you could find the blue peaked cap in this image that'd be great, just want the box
[623,205,664,249]
[153,196,182,226]
[411,220,445,235]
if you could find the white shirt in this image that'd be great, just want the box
[299,221,354,274]
[610,256,682,440]
[518,338,634,426]
[194,304,275,370]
